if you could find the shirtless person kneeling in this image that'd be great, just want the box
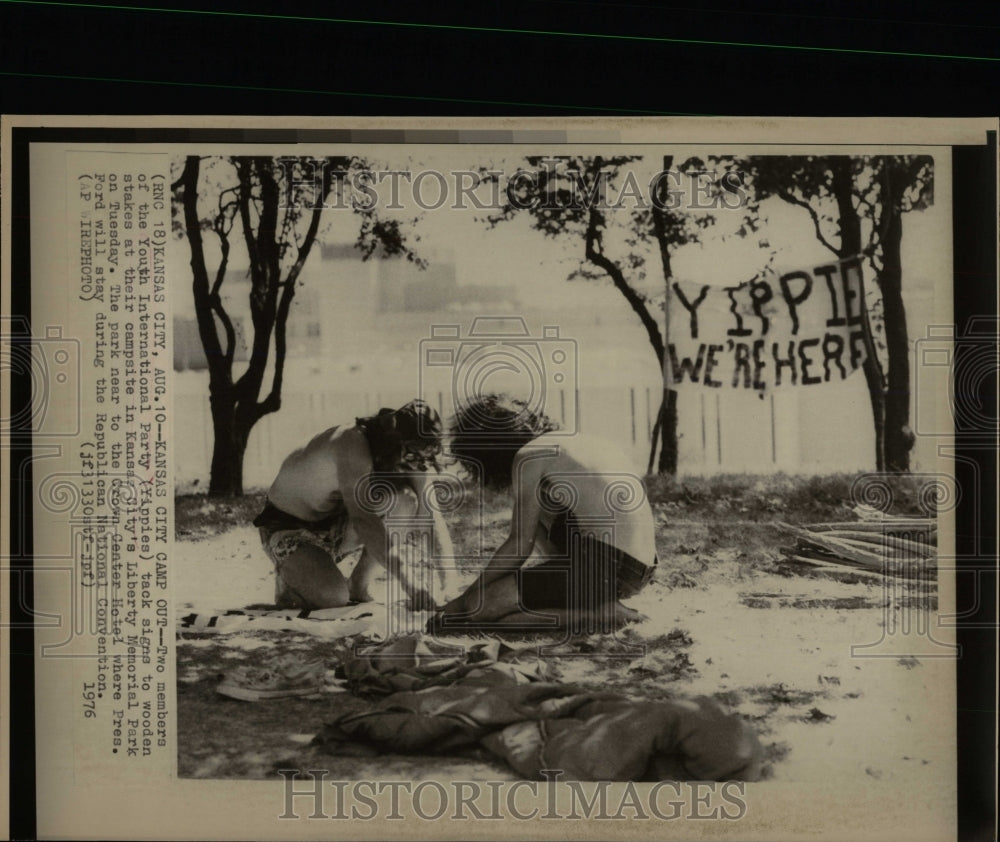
[432,394,657,634]
[253,400,455,611]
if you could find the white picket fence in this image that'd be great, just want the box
[173,377,889,491]
[175,386,658,490]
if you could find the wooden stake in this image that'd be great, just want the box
[828,531,935,557]
[786,555,887,581]
[776,523,886,569]
[810,520,937,532]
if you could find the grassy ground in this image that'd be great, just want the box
[176,471,933,535]
[174,472,946,785]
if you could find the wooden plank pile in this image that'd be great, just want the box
[777,515,937,580]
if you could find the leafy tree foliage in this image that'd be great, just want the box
[728,155,933,471]
[172,155,418,495]
[484,155,725,473]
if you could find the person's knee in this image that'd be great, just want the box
[277,546,350,609]
[287,574,350,609]
[308,578,351,608]
[276,576,350,610]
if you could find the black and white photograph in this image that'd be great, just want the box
[164,136,955,818]
[4,117,995,841]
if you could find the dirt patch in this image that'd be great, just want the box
[739,593,881,610]
[174,475,950,787]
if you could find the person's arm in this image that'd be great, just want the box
[441,454,544,613]
[408,471,458,599]
[341,448,428,606]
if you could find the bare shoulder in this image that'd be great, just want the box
[531,432,625,472]
[513,434,562,476]
[329,426,370,472]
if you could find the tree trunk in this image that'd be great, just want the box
[879,165,912,472]
[178,156,242,496]
[649,153,679,475]
[831,158,886,471]
[203,383,245,495]
[177,156,332,496]
[645,386,679,477]
[658,388,678,474]
[583,197,675,476]
[208,420,246,496]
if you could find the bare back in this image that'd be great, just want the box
[267,425,356,521]
[520,432,656,564]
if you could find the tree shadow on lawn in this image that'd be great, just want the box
[176,604,778,781]
[176,622,817,781]
[174,473,933,781]
[176,631,514,780]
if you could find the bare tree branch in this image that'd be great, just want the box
[258,172,329,419]
[210,211,237,368]
[170,155,210,192]
[778,189,839,255]
[584,207,665,365]
[178,155,229,390]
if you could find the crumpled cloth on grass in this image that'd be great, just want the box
[339,634,555,695]
[315,681,761,781]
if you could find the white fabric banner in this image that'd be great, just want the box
[667,256,869,390]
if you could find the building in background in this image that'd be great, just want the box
[174,242,518,371]
[172,238,932,486]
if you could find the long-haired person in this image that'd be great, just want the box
[433,394,657,633]
[254,399,455,611]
